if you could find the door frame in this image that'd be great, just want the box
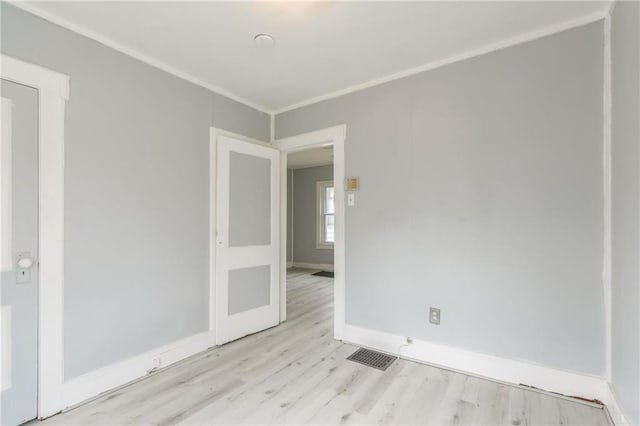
[208,127,274,344]
[0,55,69,418]
[274,125,346,340]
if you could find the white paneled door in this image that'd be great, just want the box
[1,81,39,425]
[215,135,280,345]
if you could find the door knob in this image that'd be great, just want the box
[17,257,34,269]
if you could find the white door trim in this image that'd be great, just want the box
[0,54,69,418]
[274,125,346,339]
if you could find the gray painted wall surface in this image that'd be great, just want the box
[1,4,270,379]
[291,165,334,265]
[611,2,640,423]
[276,23,605,375]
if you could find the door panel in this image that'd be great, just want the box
[228,265,271,315]
[228,151,271,247]
[1,79,39,425]
[216,135,280,345]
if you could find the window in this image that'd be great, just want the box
[317,180,335,248]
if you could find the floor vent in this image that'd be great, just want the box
[347,348,397,371]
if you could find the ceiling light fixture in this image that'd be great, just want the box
[254,34,275,48]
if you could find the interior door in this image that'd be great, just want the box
[215,134,280,345]
[1,80,39,425]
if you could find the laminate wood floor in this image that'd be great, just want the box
[43,269,612,426]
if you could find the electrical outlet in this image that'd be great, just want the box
[429,307,440,325]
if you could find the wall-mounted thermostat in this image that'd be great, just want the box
[345,177,359,191]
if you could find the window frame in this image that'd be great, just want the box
[316,180,335,249]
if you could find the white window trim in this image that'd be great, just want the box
[316,180,334,249]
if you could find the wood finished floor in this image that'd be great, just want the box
[43,269,611,426]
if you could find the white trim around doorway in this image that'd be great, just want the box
[0,54,69,419]
[274,125,346,339]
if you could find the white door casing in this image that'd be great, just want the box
[274,125,346,339]
[211,129,280,345]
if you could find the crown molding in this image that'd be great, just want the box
[273,9,609,115]
[8,1,609,117]
[8,1,273,115]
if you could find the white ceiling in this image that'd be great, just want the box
[288,147,333,170]
[24,1,609,112]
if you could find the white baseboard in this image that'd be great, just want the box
[291,262,334,271]
[52,322,629,424]
[604,383,631,426]
[286,261,293,268]
[342,324,607,405]
[61,330,215,409]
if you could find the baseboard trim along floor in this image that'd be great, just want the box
[61,330,215,410]
[342,324,608,408]
[603,384,631,426]
[42,271,611,425]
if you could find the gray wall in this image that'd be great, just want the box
[276,23,606,375]
[290,165,334,265]
[611,1,640,423]
[1,4,270,379]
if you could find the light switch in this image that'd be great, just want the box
[429,307,440,325]
[348,193,355,206]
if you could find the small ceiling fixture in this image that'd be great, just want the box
[254,34,275,48]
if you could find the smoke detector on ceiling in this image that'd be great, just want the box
[254,34,275,48]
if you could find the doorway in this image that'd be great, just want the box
[274,125,346,340]
[285,148,335,318]
[209,125,345,348]
[287,147,335,272]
